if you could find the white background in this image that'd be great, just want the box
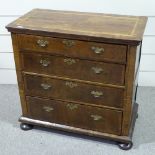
[0,0,155,86]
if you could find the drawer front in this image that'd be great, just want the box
[21,52,125,85]
[26,96,122,135]
[18,34,127,63]
[24,74,124,108]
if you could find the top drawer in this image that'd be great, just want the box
[17,34,127,64]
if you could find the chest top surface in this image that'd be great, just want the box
[6,9,147,45]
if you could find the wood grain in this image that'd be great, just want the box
[19,102,138,144]
[23,74,124,108]
[11,33,28,115]
[26,96,122,135]
[6,9,147,146]
[21,52,125,85]
[6,9,147,45]
[122,45,137,135]
[18,34,127,64]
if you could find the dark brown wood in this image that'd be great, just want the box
[23,71,125,89]
[6,9,147,45]
[23,74,124,108]
[26,96,122,135]
[18,102,138,144]
[19,116,130,143]
[11,34,28,116]
[21,52,125,85]
[18,34,127,64]
[6,9,147,149]
[122,45,137,135]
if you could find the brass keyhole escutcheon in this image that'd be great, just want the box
[37,39,49,47]
[91,91,103,98]
[66,103,78,110]
[64,58,76,65]
[65,81,78,88]
[40,59,50,67]
[62,39,75,47]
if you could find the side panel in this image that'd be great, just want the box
[122,45,139,135]
[11,33,28,116]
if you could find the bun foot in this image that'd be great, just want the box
[136,113,138,119]
[118,141,133,150]
[20,123,33,131]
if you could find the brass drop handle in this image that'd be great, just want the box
[91,46,104,54]
[64,58,76,65]
[43,106,54,112]
[40,59,50,67]
[91,115,103,121]
[66,103,78,110]
[91,91,103,98]
[41,83,51,90]
[91,67,103,74]
[62,39,75,47]
[37,39,49,47]
[65,81,78,88]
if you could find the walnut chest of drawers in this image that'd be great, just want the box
[6,9,147,150]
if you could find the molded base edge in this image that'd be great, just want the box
[18,103,138,144]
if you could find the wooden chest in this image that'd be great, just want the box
[6,9,147,150]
